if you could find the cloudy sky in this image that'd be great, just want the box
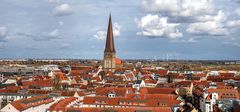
[0,0,240,60]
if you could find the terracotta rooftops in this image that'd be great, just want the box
[48,97,77,112]
[11,95,53,111]
[22,79,53,88]
[155,69,168,76]
[96,87,134,97]
[205,88,239,100]
[83,95,180,107]
[115,58,122,64]
[140,88,176,94]
[193,73,207,77]
[66,107,172,112]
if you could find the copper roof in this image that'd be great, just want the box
[104,13,116,53]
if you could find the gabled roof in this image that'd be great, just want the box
[10,95,53,111]
[48,97,77,111]
[205,88,239,100]
[82,95,180,108]
[155,70,168,76]
[22,79,53,88]
[96,87,133,97]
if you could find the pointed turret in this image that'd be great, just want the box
[104,14,116,53]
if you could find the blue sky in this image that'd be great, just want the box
[0,0,240,60]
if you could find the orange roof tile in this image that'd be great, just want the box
[11,95,53,111]
[115,58,122,65]
[22,79,53,88]
[193,73,207,77]
[48,97,77,112]
[140,88,176,94]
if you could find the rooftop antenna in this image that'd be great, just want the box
[162,55,165,62]
[167,53,169,62]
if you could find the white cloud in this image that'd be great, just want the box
[141,0,215,22]
[48,29,60,39]
[0,27,8,41]
[113,23,121,37]
[136,14,182,39]
[142,0,179,13]
[49,0,61,3]
[94,23,121,40]
[54,4,74,17]
[179,0,214,17]
[226,20,240,28]
[187,38,197,43]
[187,11,229,36]
[94,31,106,40]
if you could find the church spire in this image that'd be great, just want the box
[104,13,116,53]
[103,13,116,73]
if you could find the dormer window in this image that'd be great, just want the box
[126,89,131,94]
[133,95,140,99]
[108,91,116,98]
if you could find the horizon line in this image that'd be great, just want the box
[0,58,240,61]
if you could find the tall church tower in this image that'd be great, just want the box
[103,14,116,73]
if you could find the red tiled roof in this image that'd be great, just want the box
[217,85,233,89]
[28,89,50,94]
[70,70,86,76]
[6,86,22,92]
[96,87,134,97]
[71,66,92,70]
[175,81,192,87]
[115,58,122,65]
[55,73,68,81]
[156,70,168,76]
[144,80,157,83]
[219,73,235,77]
[11,95,53,111]
[66,107,172,112]
[207,76,240,82]
[83,95,179,107]
[48,97,77,112]
[193,80,209,88]
[206,88,239,100]
[61,91,75,96]
[193,87,204,96]
[193,73,207,77]
[140,88,176,94]
[125,94,177,100]
[22,79,53,88]
[33,76,51,81]
[76,91,85,96]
